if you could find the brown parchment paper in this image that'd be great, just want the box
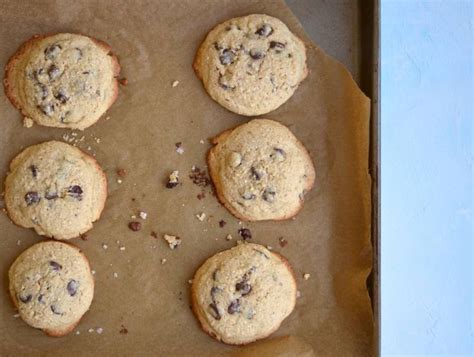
[0,0,373,355]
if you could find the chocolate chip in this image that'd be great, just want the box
[208,302,221,320]
[242,192,256,200]
[44,44,62,60]
[166,181,179,189]
[279,237,288,247]
[38,294,45,303]
[29,165,38,178]
[19,294,32,303]
[48,65,61,81]
[128,221,141,231]
[219,49,235,65]
[236,281,252,296]
[227,299,241,314]
[249,49,265,60]
[262,188,276,202]
[270,147,286,161]
[67,279,79,296]
[55,89,69,104]
[49,261,62,271]
[210,286,220,299]
[238,228,252,241]
[74,48,83,61]
[250,167,263,180]
[25,192,40,205]
[67,185,83,200]
[255,24,273,37]
[39,103,54,116]
[270,41,286,50]
[120,325,129,334]
[82,71,90,75]
[218,220,226,228]
[218,73,235,90]
[50,305,62,315]
[45,191,58,200]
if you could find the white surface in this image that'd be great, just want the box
[382,1,473,355]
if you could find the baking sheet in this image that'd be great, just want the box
[0,0,373,355]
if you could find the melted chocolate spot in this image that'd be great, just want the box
[67,279,79,296]
[49,261,62,271]
[255,24,273,37]
[48,65,61,81]
[249,49,265,60]
[44,44,62,60]
[208,302,221,320]
[235,281,252,296]
[219,49,235,65]
[67,185,83,200]
[262,188,276,202]
[25,192,40,205]
[227,299,241,314]
[270,41,286,50]
[50,305,62,315]
[29,165,38,178]
[250,167,263,180]
[38,294,45,304]
[238,228,252,241]
[55,89,69,104]
[19,294,32,303]
[242,192,256,200]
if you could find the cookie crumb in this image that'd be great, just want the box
[131,215,137,219]
[139,211,148,220]
[117,179,123,184]
[113,272,118,278]
[219,220,226,228]
[163,234,181,249]
[128,221,142,231]
[102,243,108,250]
[296,290,302,298]
[166,170,180,188]
[117,168,127,177]
[197,193,205,200]
[303,273,311,280]
[196,212,206,221]
[106,116,111,121]
[226,234,233,241]
[23,117,34,128]
[172,80,179,87]
[175,142,184,154]
[88,328,94,333]
[161,258,167,265]
[238,228,252,241]
[188,279,193,284]
[13,313,20,318]
[96,327,104,334]
[76,331,80,335]
[120,325,128,334]
[119,246,126,251]
[118,78,128,86]
[91,270,96,275]
[80,233,88,241]
[150,231,158,238]
[279,237,288,247]
[199,139,205,144]
[266,245,273,250]
[16,240,21,246]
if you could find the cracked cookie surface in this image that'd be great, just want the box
[4,33,120,130]
[4,141,107,240]
[194,14,307,116]
[191,243,297,345]
[208,119,315,221]
[9,241,94,336]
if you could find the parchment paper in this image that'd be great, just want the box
[0,0,373,355]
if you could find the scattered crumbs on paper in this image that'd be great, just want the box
[196,212,206,221]
[23,117,34,128]
[303,273,311,280]
[226,234,233,241]
[76,331,81,335]
[166,170,180,188]
[172,80,179,87]
[139,211,148,220]
[279,237,288,248]
[175,142,184,154]
[163,234,181,249]
[161,258,167,265]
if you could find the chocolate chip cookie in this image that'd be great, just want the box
[9,241,94,336]
[191,243,297,345]
[4,33,120,130]
[4,141,107,240]
[208,119,315,221]
[194,14,307,116]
